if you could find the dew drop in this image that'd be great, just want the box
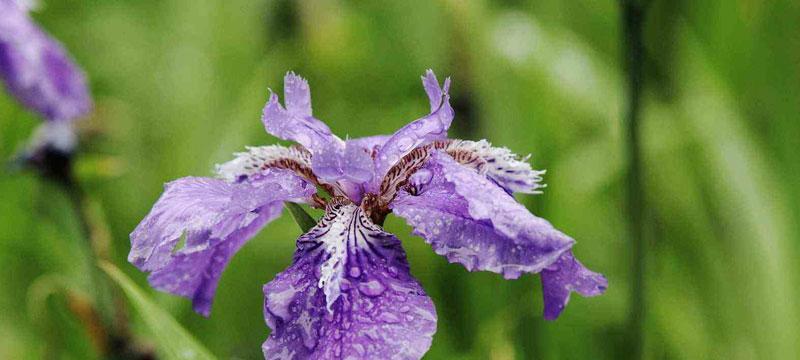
[377,312,400,323]
[387,266,399,277]
[397,137,414,151]
[358,279,386,297]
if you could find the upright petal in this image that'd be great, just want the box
[0,0,92,122]
[261,73,341,152]
[421,69,450,112]
[391,151,572,279]
[541,250,607,320]
[129,169,315,315]
[346,134,391,155]
[283,71,312,117]
[310,140,374,185]
[373,71,453,187]
[263,200,436,359]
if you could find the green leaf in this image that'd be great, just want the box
[99,262,216,360]
[286,202,317,232]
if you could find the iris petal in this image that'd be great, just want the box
[262,201,436,359]
[392,151,605,318]
[129,169,315,316]
[0,0,92,122]
[372,70,454,190]
[261,72,341,153]
[392,151,572,279]
[541,250,607,320]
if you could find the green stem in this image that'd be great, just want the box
[57,176,119,353]
[621,0,646,359]
[56,173,150,358]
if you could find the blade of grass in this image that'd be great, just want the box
[286,202,317,232]
[99,262,216,360]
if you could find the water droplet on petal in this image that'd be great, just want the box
[396,137,414,151]
[358,279,386,297]
[387,266,398,277]
[377,312,400,323]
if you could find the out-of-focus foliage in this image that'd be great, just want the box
[100,262,215,360]
[1,0,798,359]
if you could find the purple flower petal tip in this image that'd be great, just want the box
[372,71,455,184]
[283,71,312,117]
[541,251,607,320]
[260,74,339,152]
[0,0,92,122]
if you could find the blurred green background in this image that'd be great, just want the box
[1,0,799,359]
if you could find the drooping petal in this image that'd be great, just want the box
[261,72,341,153]
[372,71,453,188]
[129,169,315,315]
[147,202,282,316]
[263,201,436,359]
[541,250,607,320]
[0,0,92,122]
[391,151,572,279]
[378,139,545,206]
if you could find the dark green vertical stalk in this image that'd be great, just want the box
[621,1,647,359]
[32,149,150,358]
[57,174,130,357]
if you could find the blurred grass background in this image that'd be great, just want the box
[1,0,799,358]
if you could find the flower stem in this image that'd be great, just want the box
[57,175,130,355]
[44,156,151,358]
[621,0,647,358]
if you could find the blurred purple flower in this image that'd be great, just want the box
[0,0,92,123]
[130,71,607,359]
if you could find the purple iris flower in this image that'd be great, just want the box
[130,71,607,359]
[0,0,92,123]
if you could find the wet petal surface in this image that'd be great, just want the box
[346,135,391,155]
[391,151,573,279]
[372,71,453,189]
[262,72,341,153]
[263,201,436,359]
[129,169,315,315]
[541,250,607,320]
